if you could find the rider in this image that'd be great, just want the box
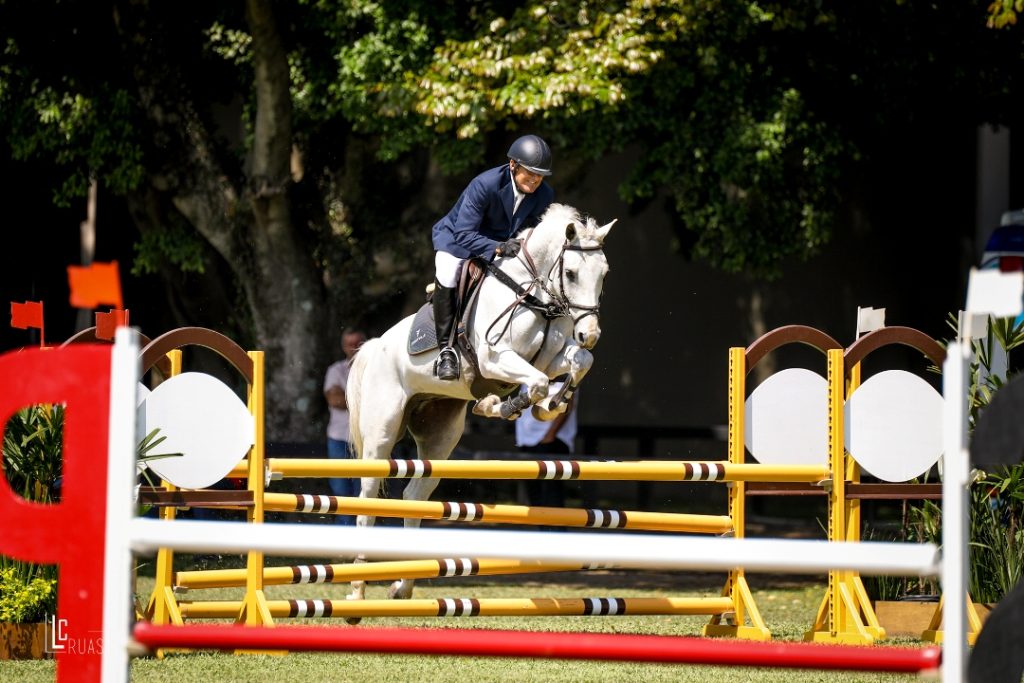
[430,134,555,380]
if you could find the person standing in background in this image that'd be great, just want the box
[323,327,366,525]
[515,382,577,514]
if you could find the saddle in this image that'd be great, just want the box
[407,258,517,400]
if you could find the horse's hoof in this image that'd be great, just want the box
[527,381,549,403]
[472,395,501,418]
[345,590,364,623]
[533,399,563,421]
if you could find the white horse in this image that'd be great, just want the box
[345,203,614,605]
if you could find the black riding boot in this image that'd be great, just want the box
[433,281,460,380]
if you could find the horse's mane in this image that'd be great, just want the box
[537,203,580,230]
[535,203,599,242]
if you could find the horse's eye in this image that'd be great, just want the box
[566,270,577,282]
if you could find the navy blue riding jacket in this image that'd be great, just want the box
[432,165,554,259]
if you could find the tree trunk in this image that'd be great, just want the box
[117,0,330,441]
[239,0,328,441]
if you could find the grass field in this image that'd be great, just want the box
[0,558,933,683]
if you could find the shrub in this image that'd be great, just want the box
[0,567,56,624]
[1,405,61,623]
[864,316,1024,604]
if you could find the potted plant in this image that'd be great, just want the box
[0,404,61,660]
[0,403,179,659]
[964,316,1024,609]
[866,316,1024,635]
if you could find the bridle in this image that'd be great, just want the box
[484,227,604,347]
[537,238,604,326]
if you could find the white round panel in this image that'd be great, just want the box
[744,368,828,465]
[844,370,943,482]
[138,372,254,489]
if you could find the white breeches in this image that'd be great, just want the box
[435,251,465,289]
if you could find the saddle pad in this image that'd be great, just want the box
[408,303,438,355]
[406,300,517,400]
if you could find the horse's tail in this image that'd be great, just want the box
[347,337,381,460]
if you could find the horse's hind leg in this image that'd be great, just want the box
[387,398,468,600]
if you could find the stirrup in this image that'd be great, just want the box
[435,347,460,380]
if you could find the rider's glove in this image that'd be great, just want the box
[495,238,521,258]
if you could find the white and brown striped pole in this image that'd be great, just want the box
[177,596,734,619]
[174,557,594,590]
[261,493,733,534]
[227,459,829,483]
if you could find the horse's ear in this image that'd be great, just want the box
[565,222,577,241]
[596,218,617,243]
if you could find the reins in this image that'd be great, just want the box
[484,227,603,349]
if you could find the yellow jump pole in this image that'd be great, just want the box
[704,346,770,641]
[237,350,274,630]
[262,492,733,534]
[178,596,735,619]
[804,348,877,644]
[175,558,593,590]
[842,360,884,640]
[229,459,829,483]
[145,349,185,631]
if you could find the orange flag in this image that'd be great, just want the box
[95,308,129,341]
[68,261,123,310]
[10,301,43,330]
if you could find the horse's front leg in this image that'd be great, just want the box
[385,477,442,600]
[346,475,382,603]
[477,345,551,404]
[346,386,407,614]
[533,345,594,420]
[471,394,505,419]
[470,392,533,420]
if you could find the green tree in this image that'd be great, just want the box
[1,1,1020,439]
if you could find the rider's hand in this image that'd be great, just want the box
[495,239,521,258]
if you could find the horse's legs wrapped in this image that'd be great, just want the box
[471,394,504,419]
[533,345,594,418]
[477,345,550,402]
[473,344,595,421]
[471,388,534,420]
[552,344,594,386]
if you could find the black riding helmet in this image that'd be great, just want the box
[507,135,553,176]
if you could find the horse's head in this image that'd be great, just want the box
[533,205,615,350]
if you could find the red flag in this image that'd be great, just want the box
[95,308,129,341]
[10,301,43,330]
[68,261,123,310]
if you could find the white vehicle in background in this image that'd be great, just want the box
[981,209,1024,271]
